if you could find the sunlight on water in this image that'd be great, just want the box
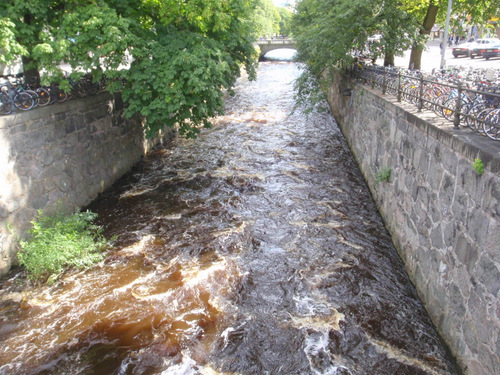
[0,236,242,374]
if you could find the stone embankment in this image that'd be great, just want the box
[0,93,173,274]
[326,72,500,375]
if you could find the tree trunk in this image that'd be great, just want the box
[384,53,394,67]
[408,2,439,70]
[21,56,41,84]
[20,13,41,84]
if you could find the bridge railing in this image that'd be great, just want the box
[257,39,295,45]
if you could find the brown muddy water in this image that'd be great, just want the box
[0,62,458,375]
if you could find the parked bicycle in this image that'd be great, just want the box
[354,64,500,141]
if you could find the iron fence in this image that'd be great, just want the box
[354,65,500,141]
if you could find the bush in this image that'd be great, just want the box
[473,158,484,175]
[18,210,107,282]
[375,167,391,183]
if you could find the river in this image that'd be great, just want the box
[0,61,458,375]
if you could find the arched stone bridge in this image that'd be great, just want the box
[256,39,296,57]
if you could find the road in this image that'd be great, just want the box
[382,41,500,73]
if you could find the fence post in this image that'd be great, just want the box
[397,72,402,102]
[454,83,462,128]
[418,75,424,112]
[382,68,387,95]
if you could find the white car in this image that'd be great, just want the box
[452,42,475,58]
[469,38,500,58]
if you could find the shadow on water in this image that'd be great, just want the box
[0,62,458,375]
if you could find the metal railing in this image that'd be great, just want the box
[257,38,295,45]
[354,65,500,140]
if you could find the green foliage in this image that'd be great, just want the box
[0,17,27,63]
[278,7,293,36]
[473,158,484,175]
[292,0,418,77]
[249,0,282,38]
[0,0,258,138]
[375,167,392,183]
[292,68,329,115]
[292,0,500,73]
[403,0,500,30]
[18,210,107,282]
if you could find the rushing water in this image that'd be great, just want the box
[0,62,458,375]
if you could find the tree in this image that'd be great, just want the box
[0,18,26,65]
[292,0,417,76]
[405,0,500,69]
[278,7,293,36]
[291,0,418,112]
[0,0,259,138]
[250,0,282,38]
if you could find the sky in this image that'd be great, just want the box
[273,0,295,6]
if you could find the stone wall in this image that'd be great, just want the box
[326,74,500,375]
[0,93,174,275]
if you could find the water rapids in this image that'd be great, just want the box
[0,62,458,375]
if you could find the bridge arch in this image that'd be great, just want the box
[256,39,296,58]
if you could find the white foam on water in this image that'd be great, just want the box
[161,353,199,375]
[303,331,351,375]
[290,296,350,375]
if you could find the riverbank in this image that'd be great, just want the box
[327,71,500,375]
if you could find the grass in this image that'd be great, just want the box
[18,209,107,283]
[375,167,392,184]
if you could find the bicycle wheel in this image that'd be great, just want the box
[475,107,492,135]
[0,92,13,115]
[483,109,500,141]
[36,87,51,106]
[442,98,456,121]
[73,81,90,98]
[432,93,448,116]
[57,89,68,102]
[13,91,35,111]
[25,89,39,108]
[465,103,486,133]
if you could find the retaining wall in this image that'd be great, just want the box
[0,93,174,275]
[326,74,500,375]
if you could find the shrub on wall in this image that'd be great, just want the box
[18,210,108,283]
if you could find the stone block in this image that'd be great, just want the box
[455,234,478,272]
[418,151,430,177]
[430,224,444,250]
[31,194,50,210]
[427,158,444,190]
[482,177,500,219]
[485,219,500,262]
[476,254,500,296]
[8,123,27,135]
[64,118,77,134]
[466,207,492,250]
[450,189,468,225]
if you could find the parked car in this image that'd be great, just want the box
[452,42,474,58]
[481,42,500,60]
[469,38,500,58]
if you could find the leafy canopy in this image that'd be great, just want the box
[292,0,417,76]
[291,0,418,109]
[292,0,500,73]
[249,0,283,38]
[0,0,260,138]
